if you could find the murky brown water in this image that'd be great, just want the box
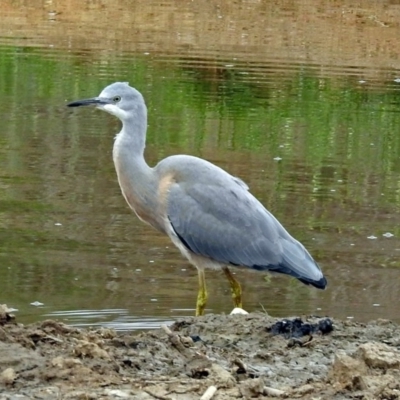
[1,0,400,330]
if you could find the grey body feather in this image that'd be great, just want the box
[156,155,326,288]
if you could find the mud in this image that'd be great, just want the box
[0,305,400,399]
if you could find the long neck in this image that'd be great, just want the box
[112,114,163,231]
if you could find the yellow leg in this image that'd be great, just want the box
[196,268,208,316]
[222,267,243,309]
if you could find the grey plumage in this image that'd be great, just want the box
[160,155,326,288]
[67,82,327,315]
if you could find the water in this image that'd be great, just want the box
[1,1,400,329]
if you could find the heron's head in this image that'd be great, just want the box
[67,82,146,121]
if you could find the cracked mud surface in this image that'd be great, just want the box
[1,307,400,399]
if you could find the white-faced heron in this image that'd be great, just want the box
[67,82,327,316]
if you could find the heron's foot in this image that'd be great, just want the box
[223,267,243,309]
[196,268,208,316]
[196,288,208,316]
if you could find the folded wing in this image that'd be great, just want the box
[167,180,326,289]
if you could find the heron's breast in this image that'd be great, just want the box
[118,180,152,223]
[114,164,166,232]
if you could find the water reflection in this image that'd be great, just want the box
[1,1,400,329]
[44,309,174,332]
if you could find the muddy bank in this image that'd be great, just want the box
[3,0,400,73]
[1,306,400,399]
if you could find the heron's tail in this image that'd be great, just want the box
[297,272,327,289]
[279,237,327,289]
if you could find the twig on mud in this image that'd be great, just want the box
[161,324,194,357]
[143,388,171,400]
[200,385,217,400]
[259,303,268,314]
[263,386,285,397]
[42,334,64,343]
[132,378,188,384]
[288,335,313,348]
[233,358,261,377]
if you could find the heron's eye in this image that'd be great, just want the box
[112,96,121,103]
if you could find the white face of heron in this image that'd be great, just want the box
[95,82,145,122]
[101,103,129,120]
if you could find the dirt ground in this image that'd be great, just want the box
[1,305,400,400]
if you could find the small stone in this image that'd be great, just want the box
[292,384,314,395]
[210,363,236,388]
[239,377,265,397]
[0,367,17,385]
[357,342,400,369]
[329,351,368,390]
[97,328,117,339]
[73,340,110,359]
[0,304,16,325]
[230,307,248,315]
[360,374,396,396]
[105,389,131,398]
[51,356,82,368]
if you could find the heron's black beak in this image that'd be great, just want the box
[67,97,111,107]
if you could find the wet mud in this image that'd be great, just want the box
[1,305,400,399]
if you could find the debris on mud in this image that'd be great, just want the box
[269,316,334,338]
[0,305,400,399]
[0,304,15,326]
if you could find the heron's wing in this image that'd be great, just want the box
[167,180,325,287]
